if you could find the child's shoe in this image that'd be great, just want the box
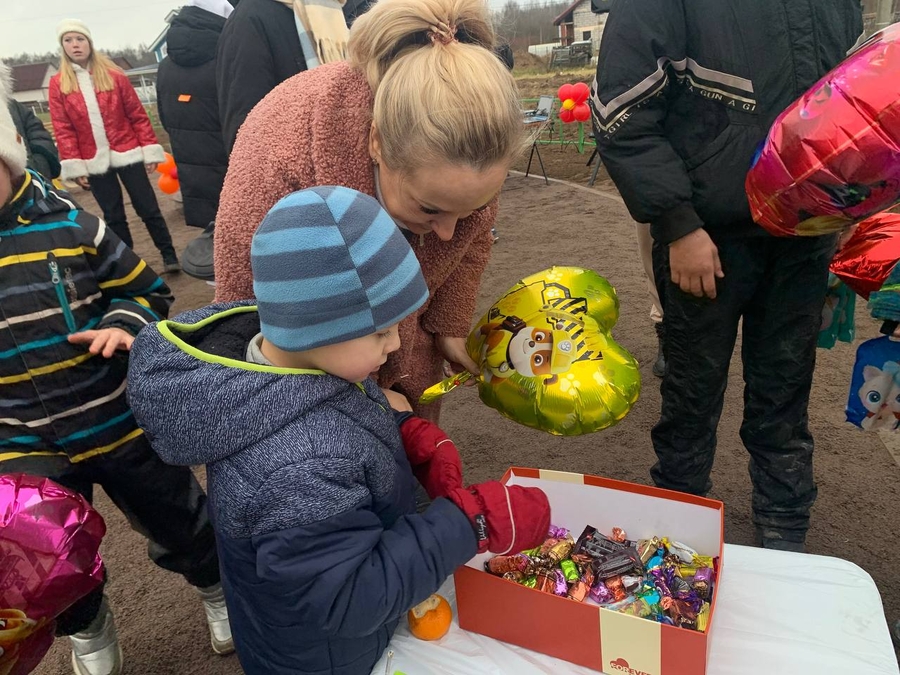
[69,596,123,675]
[197,583,234,655]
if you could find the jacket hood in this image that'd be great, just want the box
[165,6,226,67]
[128,301,361,467]
[1,171,68,228]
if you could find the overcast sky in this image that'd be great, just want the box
[2,0,514,60]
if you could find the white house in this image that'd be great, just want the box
[10,62,58,105]
[553,0,610,55]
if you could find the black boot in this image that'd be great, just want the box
[652,321,666,378]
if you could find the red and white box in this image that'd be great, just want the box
[455,468,725,675]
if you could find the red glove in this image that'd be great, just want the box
[448,481,551,554]
[399,416,463,499]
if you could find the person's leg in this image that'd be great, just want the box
[637,223,665,377]
[117,163,179,268]
[87,171,132,248]
[740,235,835,550]
[636,223,663,323]
[92,435,232,654]
[92,436,218,588]
[650,237,759,496]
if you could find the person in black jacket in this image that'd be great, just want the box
[8,100,61,179]
[590,0,863,552]
[157,0,233,230]
[216,0,357,155]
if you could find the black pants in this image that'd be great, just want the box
[89,163,176,261]
[1,435,219,633]
[651,234,835,542]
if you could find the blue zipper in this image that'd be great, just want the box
[48,253,77,333]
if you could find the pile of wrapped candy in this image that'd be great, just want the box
[484,525,717,631]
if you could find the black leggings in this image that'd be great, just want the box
[89,163,176,260]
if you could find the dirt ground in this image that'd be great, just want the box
[33,172,899,674]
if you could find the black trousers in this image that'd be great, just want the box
[89,163,176,261]
[651,234,835,542]
[1,435,219,633]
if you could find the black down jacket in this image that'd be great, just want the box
[157,5,229,227]
[590,0,863,245]
[9,101,60,179]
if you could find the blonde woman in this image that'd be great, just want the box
[49,20,180,272]
[214,0,526,421]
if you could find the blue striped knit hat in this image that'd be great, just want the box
[251,186,429,352]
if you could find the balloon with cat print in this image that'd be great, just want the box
[420,266,641,435]
[846,336,900,431]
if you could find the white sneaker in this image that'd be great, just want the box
[69,596,123,675]
[197,583,234,655]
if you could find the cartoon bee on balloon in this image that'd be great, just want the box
[422,267,641,436]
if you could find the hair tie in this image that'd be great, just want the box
[428,22,458,46]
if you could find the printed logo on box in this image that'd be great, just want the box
[609,657,653,675]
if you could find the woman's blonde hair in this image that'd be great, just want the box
[349,0,526,173]
[58,36,120,95]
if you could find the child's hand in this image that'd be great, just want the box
[399,417,463,499]
[68,327,134,358]
[74,177,90,190]
[146,162,159,174]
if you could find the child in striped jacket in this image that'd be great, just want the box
[0,62,230,675]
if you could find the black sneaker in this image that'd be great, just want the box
[182,223,215,281]
[162,254,181,274]
[757,529,805,553]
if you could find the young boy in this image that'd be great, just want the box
[0,63,230,675]
[127,186,551,675]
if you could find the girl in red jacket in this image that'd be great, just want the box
[50,19,180,273]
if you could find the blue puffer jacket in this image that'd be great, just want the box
[127,302,477,675]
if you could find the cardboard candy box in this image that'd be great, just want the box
[455,468,725,675]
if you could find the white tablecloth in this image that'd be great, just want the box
[371,544,899,675]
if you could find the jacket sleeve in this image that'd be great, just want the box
[588,0,703,245]
[421,203,496,337]
[49,77,88,180]
[117,74,165,165]
[17,102,61,179]
[250,459,477,639]
[217,15,281,154]
[76,212,174,333]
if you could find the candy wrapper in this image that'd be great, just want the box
[420,266,641,436]
[746,24,900,236]
[0,474,105,675]
[846,336,900,430]
[485,525,717,632]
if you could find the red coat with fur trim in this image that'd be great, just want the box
[49,65,165,180]
[214,62,498,422]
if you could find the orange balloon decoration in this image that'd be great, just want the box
[158,173,179,194]
[558,82,591,124]
[156,152,176,176]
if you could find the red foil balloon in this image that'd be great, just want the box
[746,23,900,236]
[0,474,105,675]
[830,213,900,299]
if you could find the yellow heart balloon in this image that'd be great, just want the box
[421,267,641,435]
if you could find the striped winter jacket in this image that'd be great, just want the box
[0,170,172,465]
[589,0,863,245]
